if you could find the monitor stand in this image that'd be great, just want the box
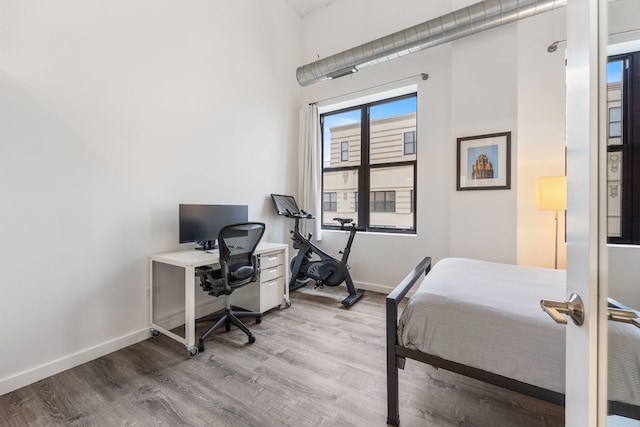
[195,240,216,250]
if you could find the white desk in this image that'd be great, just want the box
[149,242,289,357]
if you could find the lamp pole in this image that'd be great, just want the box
[553,209,559,270]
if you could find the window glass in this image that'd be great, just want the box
[322,171,358,226]
[606,53,640,244]
[607,151,622,238]
[321,93,417,233]
[341,141,349,162]
[607,60,623,84]
[370,97,417,165]
[607,60,623,147]
[369,165,414,229]
[323,109,361,168]
[404,131,416,155]
[370,191,395,212]
[607,58,624,240]
[323,192,337,212]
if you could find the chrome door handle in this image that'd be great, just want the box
[608,307,640,329]
[540,293,584,326]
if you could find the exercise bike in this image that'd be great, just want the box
[270,194,365,308]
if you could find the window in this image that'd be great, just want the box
[410,189,414,213]
[404,131,416,155]
[609,107,622,138]
[341,141,349,161]
[323,192,337,212]
[370,191,395,212]
[321,93,417,232]
[606,52,640,244]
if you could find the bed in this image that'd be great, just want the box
[386,257,640,426]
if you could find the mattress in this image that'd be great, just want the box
[397,257,640,406]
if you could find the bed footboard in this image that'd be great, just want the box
[386,257,431,426]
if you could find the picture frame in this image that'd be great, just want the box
[456,131,511,191]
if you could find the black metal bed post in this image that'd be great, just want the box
[386,293,400,426]
[385,257,431,426]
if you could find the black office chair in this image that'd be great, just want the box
[195,222,266,353]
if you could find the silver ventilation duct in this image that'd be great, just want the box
[296,0,566,86]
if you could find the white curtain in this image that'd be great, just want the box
[299,103,322,241]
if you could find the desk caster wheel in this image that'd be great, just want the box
[256,316,262,324]
[248,334,256,344]
[188,347,199,358]
[150,329,160,338]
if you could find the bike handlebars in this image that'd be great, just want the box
[284,208,314,219]
[284,209,364,232]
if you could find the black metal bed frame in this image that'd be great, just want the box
[385,256,639,426]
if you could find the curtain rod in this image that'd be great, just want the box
[309,72,429,106]
[548,27,640,53]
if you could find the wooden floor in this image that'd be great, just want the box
[0,286,564,426]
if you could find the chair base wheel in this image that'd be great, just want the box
[248,334,256,344]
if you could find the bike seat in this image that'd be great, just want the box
[333,217,353,226]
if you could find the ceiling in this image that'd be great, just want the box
[287,0,336,17]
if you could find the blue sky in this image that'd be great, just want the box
[607,60,622,83]
[323,96,417,131]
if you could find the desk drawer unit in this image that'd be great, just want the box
[258,250,285,311]
[232,249,285,313]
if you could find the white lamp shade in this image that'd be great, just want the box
[537,176,567,210]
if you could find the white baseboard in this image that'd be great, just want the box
[0,328,150,396]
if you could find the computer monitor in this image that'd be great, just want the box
[179,204,249,250]
[270,194,300,216]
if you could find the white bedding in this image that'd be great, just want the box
[397,257,640,406]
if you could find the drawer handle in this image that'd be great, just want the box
[267,256,278,261]
[267,268,277,273]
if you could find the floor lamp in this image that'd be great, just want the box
[536,176,567,269]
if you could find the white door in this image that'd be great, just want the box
[560,1,640,425]
[563,0,603,425]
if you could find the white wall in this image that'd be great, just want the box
[449,20,518,264]
[299,0,568,291]
[517,9,568,269]
[0,0,301,394]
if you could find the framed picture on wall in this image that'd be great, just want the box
[456,131,511,191]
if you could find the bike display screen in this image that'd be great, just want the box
[270,194,300,216]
